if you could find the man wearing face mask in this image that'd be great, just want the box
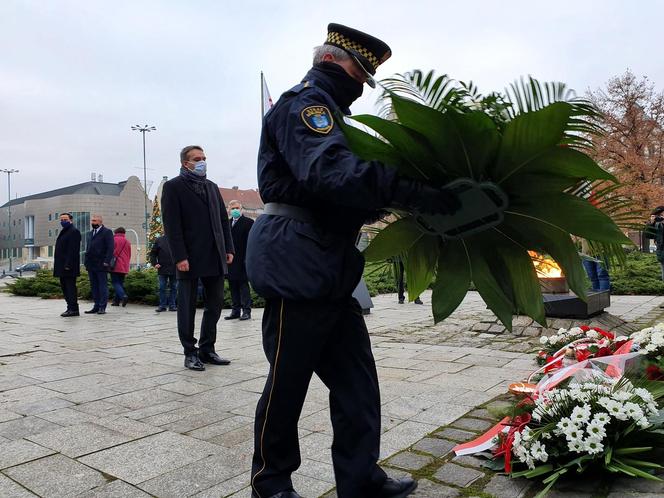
[53,212,82,317]
[225,200,254,321]
[161,146,235,371]
[84,214,114,314]
[247,24,461,498]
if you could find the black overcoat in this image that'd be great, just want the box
[53,224,81,277]
[161,175,235,279]
[227,215,254,281]
[84,226,114,272]
[149,235,176,275]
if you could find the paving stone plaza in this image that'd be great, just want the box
[1,289,664,497]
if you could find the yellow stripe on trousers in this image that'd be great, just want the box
[251,299,285,498]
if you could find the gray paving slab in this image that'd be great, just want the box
[78,431,221,484]
[0,416,63,441]
[0,474,38,497]
[25,422,133,458]
[76,479,153,498]
[0,439,56,469]
[3,454,107,497]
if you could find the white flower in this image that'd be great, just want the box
[530,441,549,462]
[584,436,604,455]
[568,439,585,452]
[549,335,559,343]
[565,426,585,442]
[556,417,575,434]
[569,327,583,335]
[593,412,611,425]
[623,402,644,421]
[571,405,592,425]
[512,431,522,446]
[633,388,655,404]
[615,335,628,342]
[636,417,651,429]
[540,336,549,345]
[613,390,632,402]
[586,330,600,340]
[586,420,607,439]
[645,344,658,353]
[521,426,533,442]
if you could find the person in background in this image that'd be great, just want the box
[161,145,235,371]
[53,212,81,317]
[646,206,664,281]
[84,214,114,314]
[149,233,177,312]
[579,239,610,292]
[110,227,131,307]
[225,200,254,321]
[396,259,423,305]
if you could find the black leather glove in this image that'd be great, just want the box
[391,178,462,215]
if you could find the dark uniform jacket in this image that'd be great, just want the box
[53,224,81,277]
[645,219,664,262]
[227,215,254,281]
[161,175,235,279]
[84,226,114,272]
[149,235,176,276]
[246,65,399,301]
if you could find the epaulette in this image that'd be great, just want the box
[283,81,313,97]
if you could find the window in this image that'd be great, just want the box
[116,212,119,216]
[48,214,52,221]
[48,229,52,237]
[48,246,53,257]
[55,212,58,218]
[18,248,22,257]
[55,229,59,236]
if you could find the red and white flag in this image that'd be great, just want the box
[261,72,274,116]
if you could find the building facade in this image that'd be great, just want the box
[0,176,151,269]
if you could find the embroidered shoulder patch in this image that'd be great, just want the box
[301,105,334,134]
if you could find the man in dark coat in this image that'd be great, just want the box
[225,200,254,321]
[149,234,177,312]
[161,145,235,371]
[53,212,81,317]
[83,214,114,315]
[246,24,460,498]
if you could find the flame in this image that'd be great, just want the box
[528,251,563,278]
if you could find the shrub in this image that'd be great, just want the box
[610,251,664,295]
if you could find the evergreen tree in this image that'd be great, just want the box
[148,195,163,248]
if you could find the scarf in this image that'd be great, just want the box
[308,62,364,111]
[180,166,207,199]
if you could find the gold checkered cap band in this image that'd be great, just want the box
[326,31,380,71]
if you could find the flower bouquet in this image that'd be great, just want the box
[631,324,664,380]
[505,376,663,497]
[536,326,631,368]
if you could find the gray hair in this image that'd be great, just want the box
[312,45,351,65]
[228,200,242,208]
[180,145,204,164]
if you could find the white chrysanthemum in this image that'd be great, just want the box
[613,390,632,402]
[615,335,628,342]
[512,431,522,446]
[586,330,600,340]
[521,426,533,442]
[549,335,559,343]
[565,426,585,442]
[571,405,592,425]
[593,412,611,425]
[584,436,604,455]
[540,336,549,345]
[556,417,575,434]
[633,388,655,404]
[586,420,607,439]
[569,327,583,335]
[530,441,549,462]
[568,439,585,453]
[623,402,644,421]
[636,417,651,429]
[652,332,664,345]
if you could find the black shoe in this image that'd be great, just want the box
[414,298,423,305]
[121,296,129,307]
[156,307,167,312]
[169,307,177,311]
[398,298,404,304]
[97,309,106,315]
[239,312,251,321]
[378,477,418,498]
[251,491,302,498]
[61,310,80,317]
[224,312,241,320]
[184,353,205,371]
[198,352,231,365]
[110,302,120,307]
[84,308,99,314]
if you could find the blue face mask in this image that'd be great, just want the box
[60,220,71,228]
[230,209,241,219]
[191,160,207,176]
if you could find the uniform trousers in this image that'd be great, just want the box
[229,279,252,314]
[251,297,386,498]
[176,275,224,355]
[59,276,78,312]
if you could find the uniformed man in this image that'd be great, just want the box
[247,24,461,498]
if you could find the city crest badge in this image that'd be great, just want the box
[301,105,334,134]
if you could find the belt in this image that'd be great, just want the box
[263,202,315,223]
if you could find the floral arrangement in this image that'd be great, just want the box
[630,323,664,380]
[500,377,663,496]
[536,326,630,368]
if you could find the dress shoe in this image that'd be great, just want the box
[239,312,251,321]
[60,310,80,317]
[251,491,302,498]
[97,309,106,315]
[169,307,177,311]
[111,301,120,307]
[198,352,231,365]
[398,298,404,304]
[84,308,99,314]
[121,296,129,307]
[414,298,423,305]
[377,477,417,497]
[156,307,167,312]
[184,353,205,371]
[224,312,241,320]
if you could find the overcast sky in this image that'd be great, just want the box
[1,0,662,202]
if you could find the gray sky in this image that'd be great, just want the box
[1,0,662,202]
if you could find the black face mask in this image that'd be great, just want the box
[313,62,364,109]
[91,223,100,230]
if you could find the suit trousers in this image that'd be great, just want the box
[59,276,78,312]
[177,275,224,355]
[251,298,386,498]
[229,279,252,313]
[88,270,109,310]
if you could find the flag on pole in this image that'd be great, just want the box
[261,72,274,117]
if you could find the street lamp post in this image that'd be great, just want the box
[131,125,156,252]
[1,169,19,271]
